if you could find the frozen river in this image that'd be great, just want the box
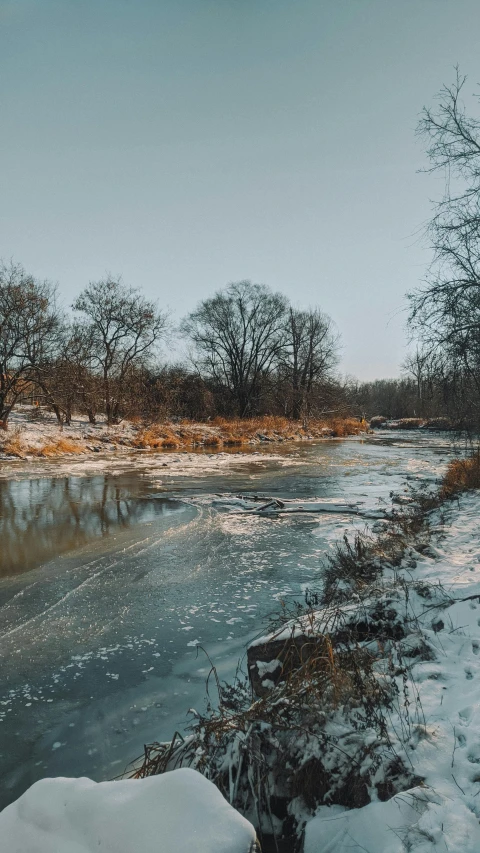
[0,433,456,809]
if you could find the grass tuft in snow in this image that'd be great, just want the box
[441,451,480,498]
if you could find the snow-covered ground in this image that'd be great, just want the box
[0,408,303,480]
[0,768,257,853]
[305,490,480,852]
[0,406,350,469]
[0,407,137,448]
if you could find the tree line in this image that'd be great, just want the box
[4,69,480,431]
[0,270,344,429]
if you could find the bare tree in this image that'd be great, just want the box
[34,322,101,426]
[402,348,434,417]
[409,69,480,423]
[73,277,168,424]
[0,261,59,429]
[182,280,288,416]
[281,307,340,421]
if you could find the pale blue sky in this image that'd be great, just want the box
[1,0,480,379]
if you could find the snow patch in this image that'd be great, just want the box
[0,768,256,853]
[305,786,480,853]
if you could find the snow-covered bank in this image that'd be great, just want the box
[0,768,258,853]
[0,408,365,466]
[303,490,480,851]
[134,487,480,852]
[0,408,360,481]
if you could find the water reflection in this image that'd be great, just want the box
[0,475,179,577]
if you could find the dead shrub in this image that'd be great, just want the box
[222,434,244,446]
[34,438,84,457]
[440,451,480,497]
[322,531,389,604]
[128,612,413,849]
[328,417,365,437]
[132,426,181,449]
[126,482,445,846]
[1,430,25,457]
[321,486,442,607]
[202,435,223,447]
[388,485,442,542]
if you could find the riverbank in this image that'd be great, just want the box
[132,456,480,852]
[0,434,469,851]
[303,484,480,853]
[0,408,365,461]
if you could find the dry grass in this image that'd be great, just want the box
[212,415,292,441]
[201,434,223,447]
[132,426,182,449]
[1,432,84,458]
[1,415,366,460]
[441,452,480,498]
[33,438,84,457]
[1,430,26,457]
[129,416,367,451]
[222,434,244,446]
[213,415,366,443]
[329,417,365,437]
[176,416,363,448]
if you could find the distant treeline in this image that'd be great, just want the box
[1,259,478,430]
[1,259,479,430]
[0,270,349,428]
[348,366,478,425]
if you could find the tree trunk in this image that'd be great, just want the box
[0,394,12,430]
[112,401,120,424]
[104,371,113,424]
[52,404,64,426]
[0,390,8,429]
[291,394,302,421]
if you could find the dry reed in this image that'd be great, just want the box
[441,451,480,497]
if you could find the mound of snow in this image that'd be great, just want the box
[304,786,480,853]
[0,768,257,853]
